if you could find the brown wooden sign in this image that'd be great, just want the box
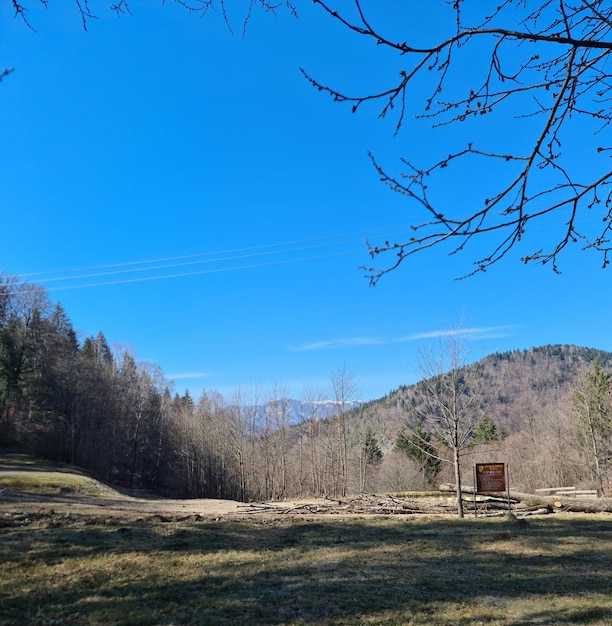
[475,463,506,493]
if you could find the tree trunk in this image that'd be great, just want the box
[439,484,612,513]
[453,446,464,518]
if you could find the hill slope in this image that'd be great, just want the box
[0,451,241,518]
[345,345,612,493]
[354,344,612,435]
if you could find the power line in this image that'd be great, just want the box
[10,250,366,295]
[6,224,413,293]
[31,238,373,284]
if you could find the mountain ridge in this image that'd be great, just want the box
[345,343,612,439]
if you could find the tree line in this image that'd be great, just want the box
[0,275,385,500]
[2,275,611,505]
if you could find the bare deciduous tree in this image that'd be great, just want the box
[330,363,360,497]
[305,0,612,280]
[571,360,612,494]
[300,385,329,495]
[262,384,292,499]
[358,425,382,492]
[225,387,262,501]
[402,331,488,517]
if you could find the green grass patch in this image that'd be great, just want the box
[0,472,105,497]
[0,452,81,473]
[0,451,127,499]
[1,513,611,625]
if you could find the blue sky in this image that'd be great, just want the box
[2,1,610,401]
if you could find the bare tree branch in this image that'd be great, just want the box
[7,1,296,32]
[306,0,612,280]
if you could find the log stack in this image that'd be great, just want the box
[439,484,612,514]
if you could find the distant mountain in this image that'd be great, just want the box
[256,345,612,438]
[252,398,362,428]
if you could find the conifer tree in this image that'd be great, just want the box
[395,426,440,489]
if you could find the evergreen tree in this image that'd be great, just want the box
[472,416,504,445]
[395,426,441,489]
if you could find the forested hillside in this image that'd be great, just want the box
[356,344,612,495]
[362,344,612,436]
[2,275,611,499]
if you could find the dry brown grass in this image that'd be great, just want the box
[1,452,611,625]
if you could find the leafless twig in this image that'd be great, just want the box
[306,0,612,280]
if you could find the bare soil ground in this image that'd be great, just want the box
[0,473,246,521]
[0,452,459,522]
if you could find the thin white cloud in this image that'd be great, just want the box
[295,337,381,352]
[168,372,214,380]
[294,325,515,352]
[400,325,515,342]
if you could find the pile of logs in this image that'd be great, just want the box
[231,488,612,517]
[438,484,612,515]
[233,494,459,516]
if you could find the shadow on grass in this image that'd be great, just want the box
[1,515,611,625]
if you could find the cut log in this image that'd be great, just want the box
[439,484,612,513]
[439,483,529,501]
[516,508,551,517]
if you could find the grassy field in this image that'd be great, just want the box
[1,454,612,625]
[3,510,612,625]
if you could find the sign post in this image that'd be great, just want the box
[475,463,510,513]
